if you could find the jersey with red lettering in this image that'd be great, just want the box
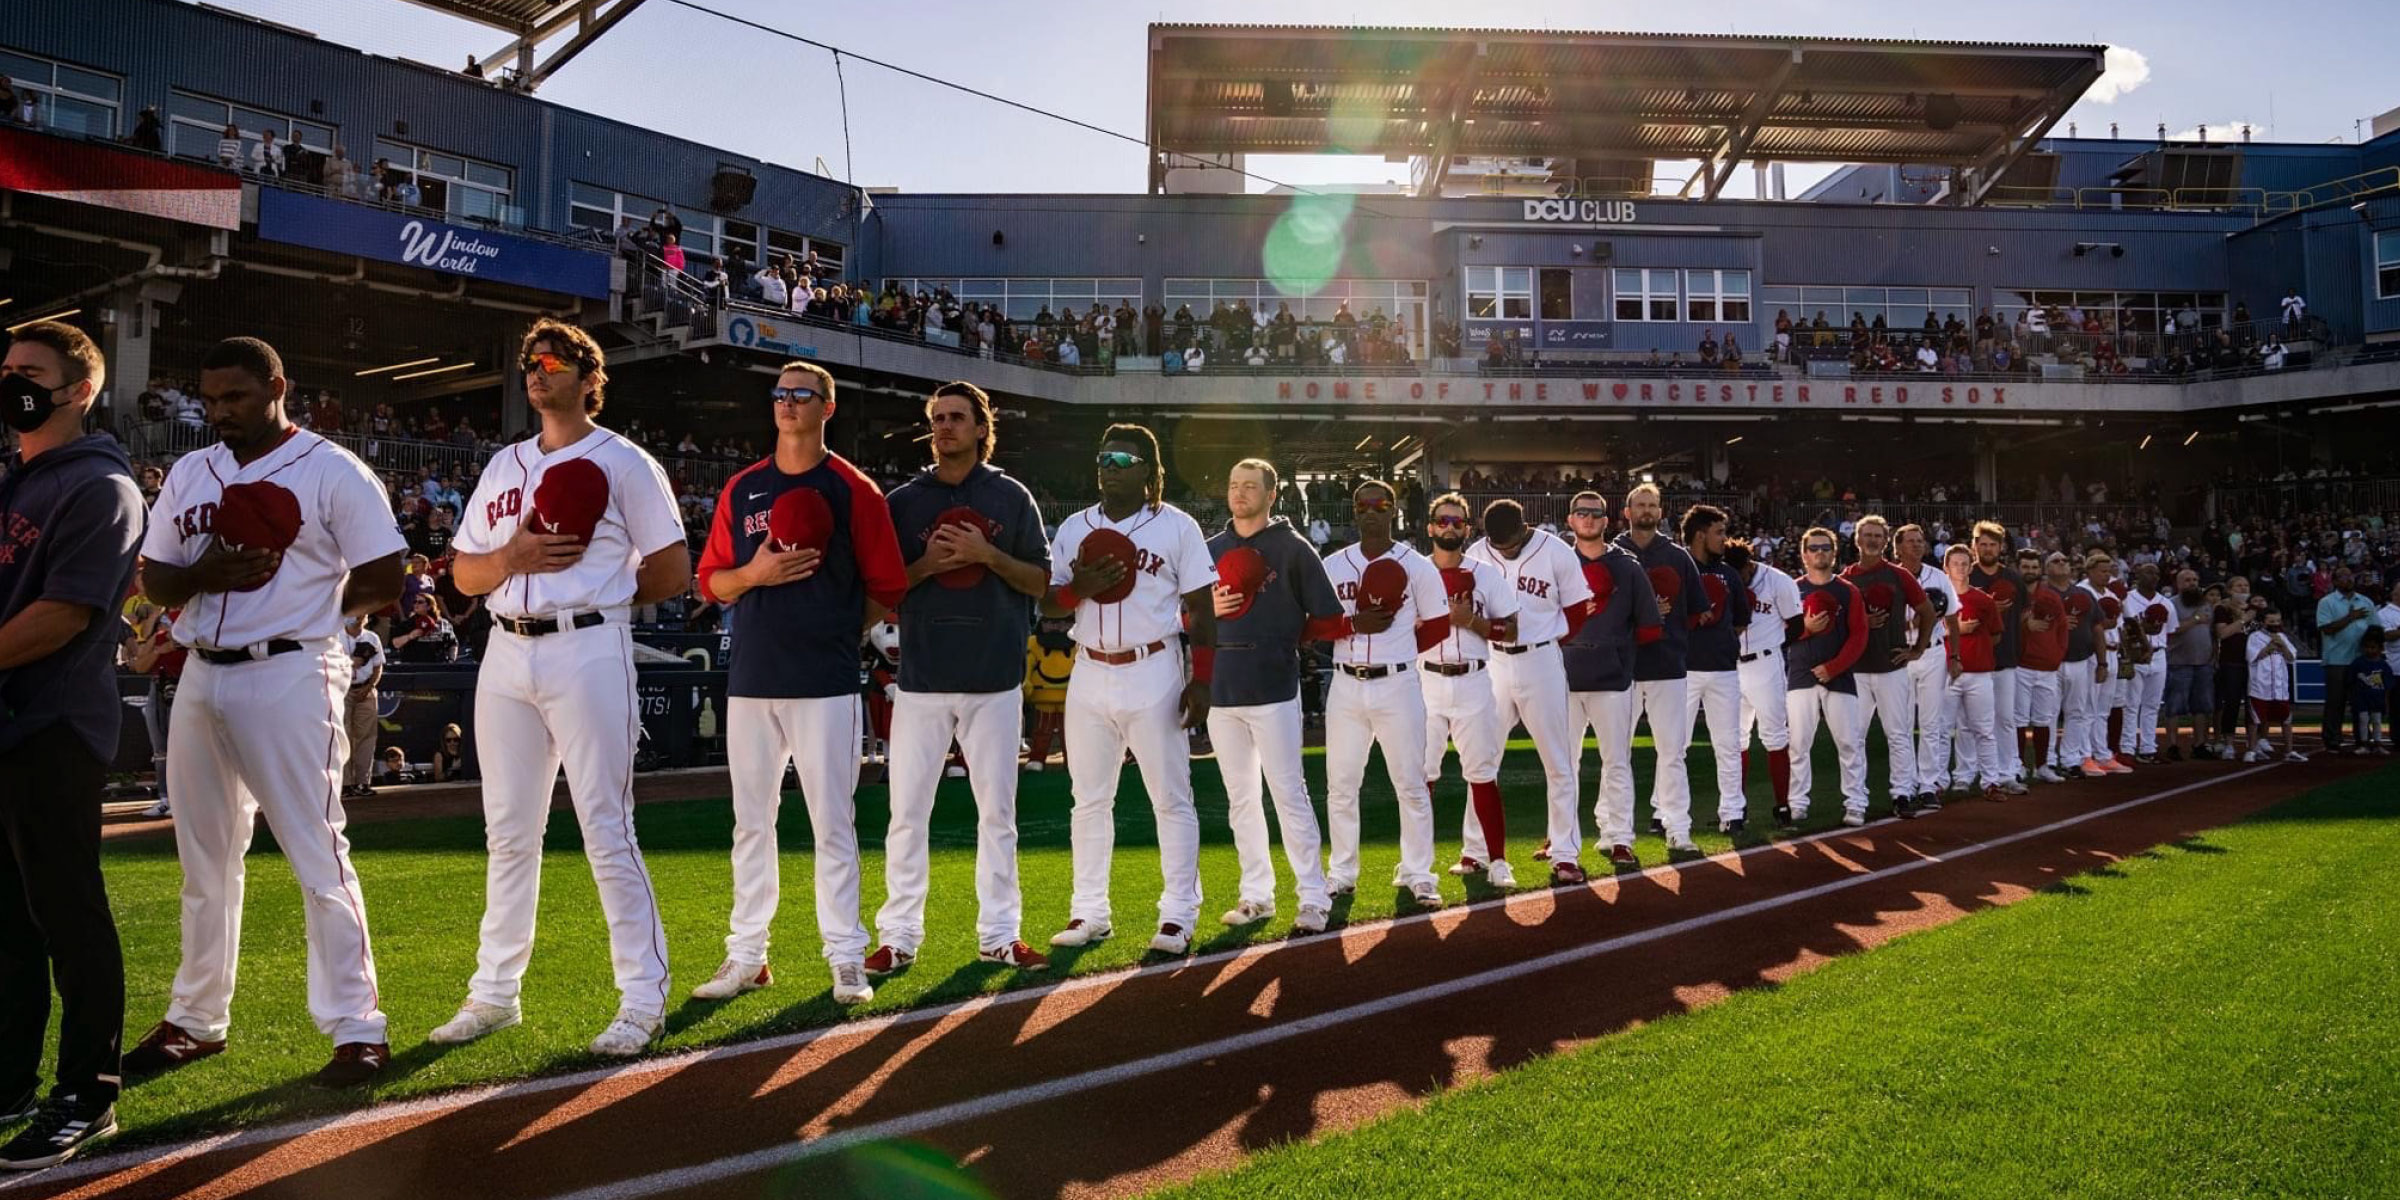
[1323,541,1447,666]
[1464,528,1592,645]
[1047,502,1215,652]
[453,427,686,620]
[1421,557,1518,665]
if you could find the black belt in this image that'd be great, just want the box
[1494,640,1555,656]
[1424,661,1485,677]
[1338,662,1411,680]
[196,639,303,665]
[1739,647,1779,663]
[497,611,608,638]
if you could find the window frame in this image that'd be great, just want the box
[1464,266,1532,321]
[2378,231,2400,301]
[1613,268,1679,323]
[374,136,516,225]
[1682,269,1751,324]
[0,48,122,139]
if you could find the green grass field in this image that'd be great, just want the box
[1165,765,2400,1200]
[75,729,1903,1145]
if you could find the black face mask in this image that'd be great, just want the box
[1431,533,1465,551]
[2,373,69,434]
[2180,587,2203,605]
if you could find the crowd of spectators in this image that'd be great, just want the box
[1768,298,2302,380]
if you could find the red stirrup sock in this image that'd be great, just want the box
[1768,747,1792,804]
[1470,780,1505,862]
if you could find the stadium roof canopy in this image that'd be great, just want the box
[1146,24,2106,202]
[394,0,650,90]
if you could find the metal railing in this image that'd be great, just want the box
[120,417,746,495]
[2213,475,2400,523]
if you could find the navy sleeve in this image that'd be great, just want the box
[1010,481,1050,573]
[1681,551,1707,627]
[38,474,143,611]
[1295,544,1342,618]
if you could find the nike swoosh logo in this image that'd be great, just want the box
[747,492,768,501]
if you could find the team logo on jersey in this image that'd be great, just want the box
[484,487,522,529]
[0,512,38,566]
[171,502,218,542]
[1516,576,1553,600]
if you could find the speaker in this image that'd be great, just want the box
[1263,80,1295,117]
[1923,94,1962,132]
[992,230,1005,247]
[710,167,756,211]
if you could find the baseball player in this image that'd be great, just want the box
[341,615,383,799]
[2244,609,2304,761]
[867,382,1053,976]
[431,320,690,1057]
[2015,552,2072,784]
[1678,505,1752,833]
[1563,494,1663,871]
[1044,423,1218,955]
[1612,484,1707,853]
[1967,522,2032,794]
[1840,516,1935,818]
[2119,562,2170,763]
[1785,528,1871,826]
[1207,458,1342,929]
[1465,498,1591,878]
[0,320,142,1167]
[1321,479,1452,908]
[1726,539,1801,818]
[128,336,404,1088]
[688,361,908,1007]
[1940,544,2007,800]
[2058,553,2116,777]
[1421,494,1521,888]
[1895,524,1954,805]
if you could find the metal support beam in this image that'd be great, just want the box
[1962,58,2100,205]
[1704,48,1801,199]
[476,0,650,92]
[1415,43,1487,199]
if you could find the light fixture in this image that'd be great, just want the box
[2138,434,2152,450]
[0,298,12,309]
[1725,435,1743,445]
[2182,430,2200,446]
[391,361,476,381]
[1353,434,1375,451]
[1641,472,1655,484]
[6,308,79,332]
[355,356,440,377]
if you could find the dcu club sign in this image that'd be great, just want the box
[257,188,612,299]
[1522,199,1639,224]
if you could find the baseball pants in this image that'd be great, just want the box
[1855,669,1918,802]
[2121,660,2165,757]
[343,685,377,790]
[1064,650,1201,932]
[2012,667,2061,771]
[165,641,386,1046]
[1684,669,1743,825]
[0,722,124,1105]
[2059,660,2102,765]
[878,689,1025,955]
[1487,645,1577,855]
[1908,650,1951,792]
[1737,650,1791,751]
[1787,685,1868,818]
[1325,668,1437,891]
[1631,678,1693,838]
[1208,698,1331,913]
[1990,668,2021,780]
[468,623,671,1019]
[1947,670,2003,788]
[722,695,869,967]
[1573,689,1639,853]
[1425,667,1507,863]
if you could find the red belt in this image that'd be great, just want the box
[1083,640,1168,666]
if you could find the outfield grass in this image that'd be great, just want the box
[77,728,1903,1144]
[1164,765,2400,1200]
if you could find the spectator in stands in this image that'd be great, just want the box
[216,123,243,169]
[433,724,475,782]
[377,746,413,785]
[699,258,729,308]
[13,86,38,128]
[342,615,383,799]
[753,261,788,308]
[649,206,682,246]
[1697,329,1718,366]
[253,127,284,177]
[130,105,163,151]
[661,233,686,277]
[391,592,457,663]
[464,56,484,79]
[2281,288,2307,334]
[1723,333,1743,367]
[2262,337,2287,370]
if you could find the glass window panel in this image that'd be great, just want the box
[1052,279,1097,300]
[1501,295,1531,320]
[1722,272,1750,296]
[55,66,117,101]
[1649,297,1677,322]
[1615,296,1644,321]
[767,230,807,255]
[292,121,334,150]
[1613,268,1641,294]
[466,162,509,188]
[50,97,112,137]
[1723,297,1751,322]
[0,53,50,84]
[1888,288,1928,306]
[1468,292,1498,320]
[1004,296,1043,321]
[1501,267,1531,294]
[423,154,462,178]
[566,205,613,230]
[569,182,613,210]
[166,93,224,126]
[230,107,282,136]
[454,187,501,222]
[1890,306,1928,329]
[1689,298,1717,323]
[170,121,218,159]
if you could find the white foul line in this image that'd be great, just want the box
[539,764,2282,1200]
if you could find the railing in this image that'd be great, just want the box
[2212,475,2400,523]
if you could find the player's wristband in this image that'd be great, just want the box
[1056,584,1081,608]
[1189,645,1214,684]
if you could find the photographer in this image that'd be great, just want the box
[0,321,145,1168]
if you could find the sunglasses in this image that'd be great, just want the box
[1570,508,1607,520]
[1095,450,1145,470]
[521,351,578,375]
[1430,515,1469,530]
[1353,496,1395,514]
[770,386,821,405]
[1804,542,1835,554]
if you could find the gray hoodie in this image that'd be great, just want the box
[0,434,144,759]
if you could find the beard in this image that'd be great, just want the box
[1431,533,1465,551]
[2180,587,2203,605]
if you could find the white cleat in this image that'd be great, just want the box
[1148,923,1193,954]
[689,959,771,1000]
[1219,899,1274,927]
[1408,881,1446,910]
[2032,766,2065,784]
[1293,904,1330,934]
[1048,919,1111,947]
[1486,859,1519,890]
[1665,835,1701,855]
[830,963,874,1006]
[142,799,172,818]
[1840,811,1869,828]
[588,1008,661,1057]
[427,1000,521,1045]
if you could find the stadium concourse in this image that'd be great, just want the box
[4,0,2400,1193]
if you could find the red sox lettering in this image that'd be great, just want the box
[171,503,217,542]
[1516,575,1553,601]
[483,487,522,529]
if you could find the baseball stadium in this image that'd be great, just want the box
[1,1,2398,1195]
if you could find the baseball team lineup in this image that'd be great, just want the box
[49,315,2289,1124]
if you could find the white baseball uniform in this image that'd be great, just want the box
[1736,562,1801,755]
[1463,530,1589,865]
[1422,556,1517,856]
[143,430,402,1046]
[1049,501,1216,932]
[2058,583,2108,767]
[1908,561,1956,793]
[2120,588,2168,757]
[453,428,683,1019]
[1322,541,1449,890]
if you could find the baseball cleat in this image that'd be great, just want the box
[943,764,967,778]
[2078,757,2109,776]
[142,799,172,818]
[427,1001,522,1045]
[1447,856,1486,877]
[1984,784,2004,803]
[121,1021,225,1077]
[1894,795,1923,820]
[2032,766,2065,784]
[2284,750,2309,763]
[1326,877,1357,897]
[1293,904,1331,934]
[1408,881,1445,910]
[1647,816,1665,836]
[1665,835,1701,856]
[2103,758,2135,774]
[1719,817,1746,835]
[1047,919,1112,947]
[1023,761,1044,772]
[691,959,774,998]
[1840,811,1868,828]
[1148,923,1193,955]
[1609,843,1637,866]
[2243,748,2265,763]
[979,941,1049,970]
[588,1008,662,1057]
[0,1086,39,1125]
[0,1094,115,1171]
[1549,861,1588,886]
[311,1041,389,1089]
[1486,859,1519,890]
[2000,779,2028,795]
[1531,839,1553,862]
[861,945,915,976]
[1220,899,1274,927]
[1772,804,1795,828]
[829,964,875,1006]
[1918,792,1944,814]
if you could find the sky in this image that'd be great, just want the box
[198,0,2394,196]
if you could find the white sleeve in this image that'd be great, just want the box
[1408,555,1448,622]
[1484,563,1522,618]
[1170,511,1216,594]
[1775,574,1804,620]
[1550,538,1593,607]
[1048,517,1082,586]
[616,447,687,557]
[453,473,502,554]
[139,461,195,566]
[324,453,410,567]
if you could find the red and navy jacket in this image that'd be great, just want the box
[1840,558,1928,675]
[1563,546,1662,693]
[1611,531,1706,681]
[698,451,905,699]
[1787,575,1870,694]
[1968,562,2029,669]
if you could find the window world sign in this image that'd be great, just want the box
[256,188,612,299]
[1268,377,2016,407]
[1522,198,1639,224]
